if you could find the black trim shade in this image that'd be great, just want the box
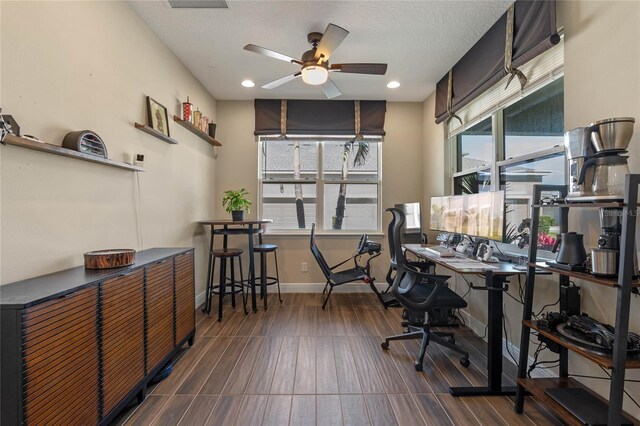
[254,99,386,136]
[435,0,560,124]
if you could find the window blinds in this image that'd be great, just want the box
[435,0,560,125]
[447,37,564,137]
[254,99,387,136]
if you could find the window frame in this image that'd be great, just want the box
[447,75,566,253]
[257,136,383,235]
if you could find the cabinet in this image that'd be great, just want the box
[515,176,640,425]
[0,248,195,425]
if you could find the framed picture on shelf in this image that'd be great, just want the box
[146,96,170,137]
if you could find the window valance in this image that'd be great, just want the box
[254,99,386,136]
[435,0,560,124]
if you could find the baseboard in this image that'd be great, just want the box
[195,290,207,309]
[457,310,556,379]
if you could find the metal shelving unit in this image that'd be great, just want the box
[514,175,640,425]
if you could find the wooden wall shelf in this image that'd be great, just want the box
[172,116,222,146]
[2,134,144,172]
[529,261,640,287]
[134,123,179,145]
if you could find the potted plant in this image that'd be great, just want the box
[222,188,251,221]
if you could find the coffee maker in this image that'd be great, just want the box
[565,117,635,202]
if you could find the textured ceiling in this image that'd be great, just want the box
[129,0,512,101]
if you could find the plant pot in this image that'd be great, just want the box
[231,210,244,222]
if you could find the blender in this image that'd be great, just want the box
[591,208,639,277]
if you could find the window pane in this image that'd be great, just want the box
[324,183,378,230]
[262,183,316,230]
[504,78,564,158]
[457,118,493,172]
[500,154,565,250]
[323,140,379,182]
[454,169,491,195]
[262,141,317,180]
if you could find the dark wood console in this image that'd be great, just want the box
[1,248,195,425]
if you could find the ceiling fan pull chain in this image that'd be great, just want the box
[280,99,288,139]
[445,69,463,127]
[504,3,527,91]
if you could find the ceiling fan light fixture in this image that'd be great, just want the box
[301,65,328,86]
[241,79,255,87]
[387,81,400,89]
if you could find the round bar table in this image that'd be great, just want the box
[199,219,273,312]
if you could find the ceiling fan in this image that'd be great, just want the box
[243,23,388,99]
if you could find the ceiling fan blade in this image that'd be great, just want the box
[314,23,349,62]
[321,78,341,99]
[330,63,388,75]
[262,72,301,89]
[244,44,302,65]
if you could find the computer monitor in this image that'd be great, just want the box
[429,191,505,242]
[395,202,423,244]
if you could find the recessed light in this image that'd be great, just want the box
[241,80,255,88]
[387,81,400,89]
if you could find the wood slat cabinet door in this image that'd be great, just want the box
[21,285,99,425]
[145,258,175,373]
[101,268,145,419]
[175,251,195,345]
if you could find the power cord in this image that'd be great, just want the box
[502,311,519,367]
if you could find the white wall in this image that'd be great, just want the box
[214,101,424,287]
[0,1,218,299]
[421,0,640,418]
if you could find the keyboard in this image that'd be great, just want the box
[421,246,456,258]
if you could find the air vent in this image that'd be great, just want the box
[168,0,228,8]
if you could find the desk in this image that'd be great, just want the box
[404,244,523,397]
[199,219,273,312]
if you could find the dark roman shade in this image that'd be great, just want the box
[254,99,386,136]
[435,0,559,124]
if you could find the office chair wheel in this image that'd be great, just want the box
[459,357,470,368]
[414,361,423,372]
[381,341,389,350]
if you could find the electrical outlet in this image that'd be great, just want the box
[134,153,145,167]
[301,262,308,273]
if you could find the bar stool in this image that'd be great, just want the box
[205,248,247,321]
[253,243,282,309]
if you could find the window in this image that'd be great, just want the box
[453,118,493,195]
[259,137,382,232]
[450,77,565,251]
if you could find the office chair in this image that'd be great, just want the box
[381,208,470,371]
[309,223,382,309]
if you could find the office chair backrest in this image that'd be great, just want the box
[388,208,449,312]
[310,223,331,279]
[386,209,398,265]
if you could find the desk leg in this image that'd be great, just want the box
[248,224,257,312]
[450,271,516,397]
